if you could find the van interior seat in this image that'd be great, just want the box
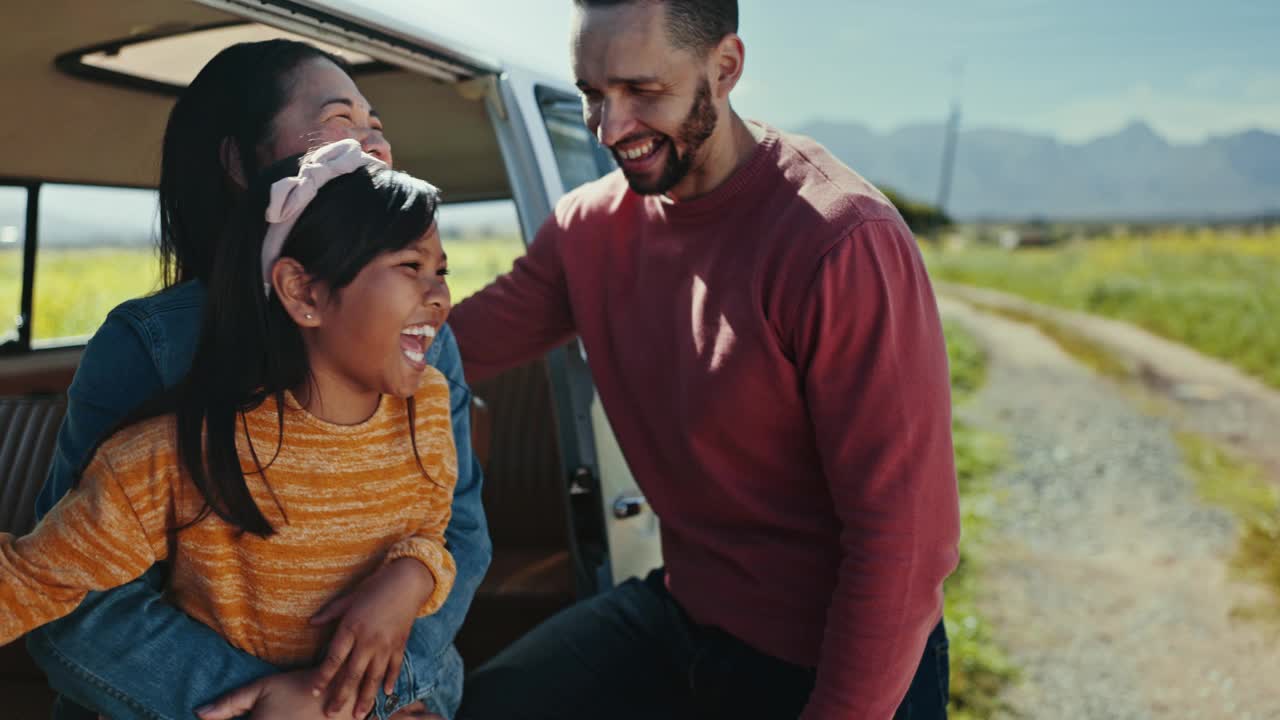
[0,394,66,719]
[0,395,64,534]
[457,360,576,665]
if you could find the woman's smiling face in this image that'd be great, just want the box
[306,225,450,403]
[263,57,393,168]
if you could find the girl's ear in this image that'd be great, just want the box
[271,258,324,327]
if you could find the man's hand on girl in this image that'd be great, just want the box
[309,557,439,718]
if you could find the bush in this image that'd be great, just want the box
[882,187,953,235]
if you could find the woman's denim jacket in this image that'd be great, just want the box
[26,281,491,720]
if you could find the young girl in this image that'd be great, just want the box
[0,140,455,716]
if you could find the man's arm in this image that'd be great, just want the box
[449,215,577,383]
[792,221,961,719]
[27,317,489,720]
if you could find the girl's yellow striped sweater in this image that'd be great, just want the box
[0,369,457,665]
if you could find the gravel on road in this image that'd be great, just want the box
[940,297,1280,720]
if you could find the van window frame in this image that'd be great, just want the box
[0,179,38,356]
[54,21,396,98]
[533,85,616,192]
[58,21,254,96]
[0,177,159,357]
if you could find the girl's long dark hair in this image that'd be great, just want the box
[158,40,347,288]
[93,152,442,537]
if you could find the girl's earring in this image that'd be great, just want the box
[305,313,314,320]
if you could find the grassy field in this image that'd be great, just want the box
[0,235,525,344]
[0,248,162,343]
[441,233,526,301]
[924,227,1280,389]
[1177,432,1280,621]
[0,249,17,341]
[942,319,1017,719]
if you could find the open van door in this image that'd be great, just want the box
[528,89,664,589]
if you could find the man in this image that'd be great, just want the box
[451,1,959,717]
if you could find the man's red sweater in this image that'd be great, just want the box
[450,124,960,718]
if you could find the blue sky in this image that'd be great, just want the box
[410,0,1280,143]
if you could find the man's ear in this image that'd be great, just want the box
[220,137,249,189]
[711,33,746,100]
[271,258,324,328]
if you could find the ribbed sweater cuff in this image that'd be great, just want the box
[383,538,456,616]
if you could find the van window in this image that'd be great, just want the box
[537,89,615,194]
[68,24,378,94]
[440,200,525,302]
[33,185,161,347]
[0,186,27,345]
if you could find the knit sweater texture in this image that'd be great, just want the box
[452,123,960,718]
[0,369,457,666]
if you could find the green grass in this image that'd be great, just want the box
[0,235,526,344]
[946,318,987,400]
[33,248,163,342]
[968,301,1132,380]
[1176,433,1280,619]
[925,228,1280,389]
[942,319,1018,720]
[0,249,18,342]
[0,247,162,344]
[443,233,526,302]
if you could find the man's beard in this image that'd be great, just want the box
[617,78,718,196]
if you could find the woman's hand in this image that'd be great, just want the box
[310,557,438,718]
[193,670,443,720]
[195,669,347,719]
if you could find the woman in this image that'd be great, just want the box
[25,40,489,720]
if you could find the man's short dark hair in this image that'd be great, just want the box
[574,0,738,54]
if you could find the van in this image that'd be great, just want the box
[0,0,662,714]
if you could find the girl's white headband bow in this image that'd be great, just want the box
[261,139,387,296]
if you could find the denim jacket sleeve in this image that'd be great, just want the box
[26,308,491,720]
[34,310,163,520]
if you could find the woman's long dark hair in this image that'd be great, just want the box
[91,152,442,537]
[158,40,348,288]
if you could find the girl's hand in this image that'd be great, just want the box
[195,669,347,720]
[309,557,438,718]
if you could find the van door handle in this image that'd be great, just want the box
[612,493,648,520]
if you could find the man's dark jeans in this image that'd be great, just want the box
[460,569,949,719]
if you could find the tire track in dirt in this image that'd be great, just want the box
[940,296,1280,720]
[938,282,1280,488]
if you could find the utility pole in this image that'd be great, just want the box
[936,59,964,214]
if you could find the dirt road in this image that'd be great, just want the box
[940,295,1280,720]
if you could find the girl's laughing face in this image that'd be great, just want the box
[306,226,450,405]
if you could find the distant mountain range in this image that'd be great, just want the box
[15,121,1278,246]
[796,120,1280,221]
